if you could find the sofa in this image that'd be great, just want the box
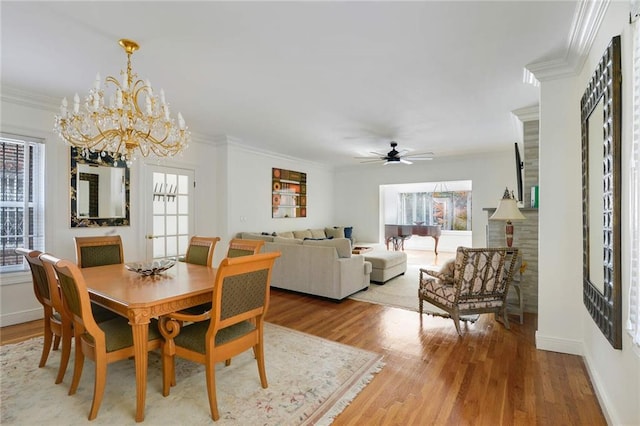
[239,229,371,300]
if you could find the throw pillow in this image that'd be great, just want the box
[293,229,313,239]
[309,228,326,239]
[277,231,294,239]
[343,226,353,239]
[325,227,344,239]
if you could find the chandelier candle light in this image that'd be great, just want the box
[54,39,189,165]
[489,188,526,247]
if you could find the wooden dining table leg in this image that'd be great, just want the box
[130,312,150,422]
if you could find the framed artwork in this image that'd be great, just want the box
[272,168,306,218]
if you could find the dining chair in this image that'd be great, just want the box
[158,251,281,421]
[15,248,72,384]
[73,235,123,322]
[40,254,163,421]
[184,236,221,266]
[418,246,519,335]
[227,238,264,257]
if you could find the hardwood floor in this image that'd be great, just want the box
[1,250,606,425]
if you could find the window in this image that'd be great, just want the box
[0,133,45,272]
[398,190,472,231]
[627,2,640,347]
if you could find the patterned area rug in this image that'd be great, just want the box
[0,323,383,425]
[350,264,479,322]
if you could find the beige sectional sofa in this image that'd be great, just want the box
[239,230,371,300]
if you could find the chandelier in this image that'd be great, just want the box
[54,39,190,165]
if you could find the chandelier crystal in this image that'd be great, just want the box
[54,39,189,165]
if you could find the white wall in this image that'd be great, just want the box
[0,98,219,326]
[536,2,639,424]
[211,142,336,265]
[333,150,515,248]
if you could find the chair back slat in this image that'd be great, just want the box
[220,269,269,320]
[210,252,279,330]
[185,236,220,267]
[74,236,124,268]
[227,239,264,258]
[454,247,514,303]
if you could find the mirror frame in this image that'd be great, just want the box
[580,35,622,349]
[70,147,130,228]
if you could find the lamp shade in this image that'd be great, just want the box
[489,198,526,221]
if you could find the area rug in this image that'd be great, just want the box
[0,323,384,425]
[350,264,479,322]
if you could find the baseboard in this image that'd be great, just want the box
[535,331,583,355]
[582,350,617,426]
[0,308,42,327]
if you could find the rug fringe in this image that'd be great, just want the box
[313,359,385,426]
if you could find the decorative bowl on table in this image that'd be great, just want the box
[125,259,176,276]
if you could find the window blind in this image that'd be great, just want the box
[627,11,640,346]
[0,133,45,272]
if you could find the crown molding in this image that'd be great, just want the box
[526,0,609,82]
[512,105,540,122]
[1,85,59,112]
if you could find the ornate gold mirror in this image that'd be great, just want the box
[70,147,130,227]
[580,35,622,349]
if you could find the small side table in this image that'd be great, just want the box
[506,252,526,324]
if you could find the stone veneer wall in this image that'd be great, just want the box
[485,118,539,313]
[523,120,539,208]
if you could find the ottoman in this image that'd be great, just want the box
[364,250,408,284]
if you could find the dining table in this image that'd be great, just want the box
[80,260,217,422]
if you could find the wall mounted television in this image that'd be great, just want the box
[514,142,524,203]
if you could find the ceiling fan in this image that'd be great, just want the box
[355,141,434,165]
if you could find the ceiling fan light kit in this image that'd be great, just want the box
[355,141,433,165]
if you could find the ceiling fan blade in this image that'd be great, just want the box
[369,151,385,156]
[400,158,413,165]
[406,157,433,161]
[359,158,384,163]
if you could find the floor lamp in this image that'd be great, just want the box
[489,188,526,247]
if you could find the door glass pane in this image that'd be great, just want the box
[153,216,165,235]
[167,197,177,215]
[166,215,178,235]
[153,237,165,257]
[178,195,188,214]
[178,175,189,194]
[178,215,189,234]
[166,236,178,257]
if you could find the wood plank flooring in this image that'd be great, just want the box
[1,250,606,425]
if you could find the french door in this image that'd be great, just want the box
[145,165,194,260]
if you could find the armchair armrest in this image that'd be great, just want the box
[169,310,211,323]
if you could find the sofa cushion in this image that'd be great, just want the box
[276,231,295,239]
[293,229,313,239]
[273,236,303,245]
[325,227,344,239]
[309,228,326,239]
[303,238,352,258]
[240,232,274,242]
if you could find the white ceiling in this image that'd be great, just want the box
[1,1,578,166]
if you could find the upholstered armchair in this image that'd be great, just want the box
[418,247,519,335]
